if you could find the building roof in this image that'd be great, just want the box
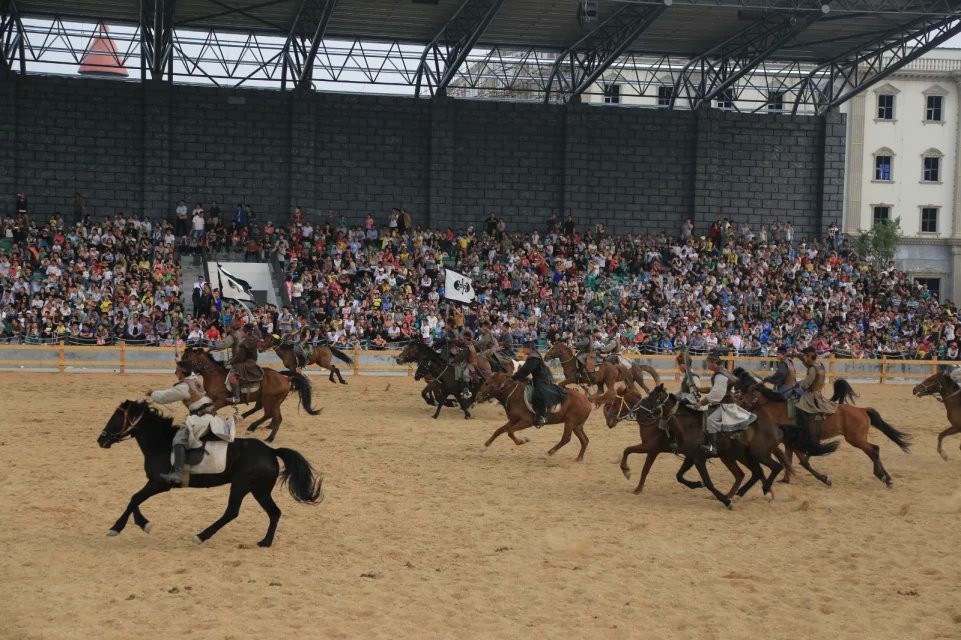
[15,0,960,63]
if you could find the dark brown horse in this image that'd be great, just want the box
[272,341,353,384]
[739,377,910,487]
[544,342,659,400]
[913,370,961,460]
[474,373,593,461]
[396,340,474,419]
[181,347,322,442]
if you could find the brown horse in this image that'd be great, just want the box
[913,370,961,460]
[604,384,827,500]
[181,347,322,442]
[474,373,592,461]
[544,342,660,398]
[740,380,910,487]
[273,342,353,384]
[449,341,516,378]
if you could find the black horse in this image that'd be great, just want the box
[397,340,475,419]
[98,400,323,547]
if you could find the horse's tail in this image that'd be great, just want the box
[328,346,353,364]
[281,370,323,416]
[274,447,323,503]
[632,363,660,386]
[780,424,839,457]
[831,379,858,404]
[866,408,911,453]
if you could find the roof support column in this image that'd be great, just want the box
[140,0,176,81]
[544,2,667,104]
[0,0,25,78]
[281,0,339,93]
[414,0,504,98]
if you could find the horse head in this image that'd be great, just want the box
[396,341,422,365]
[601,383,641,429]
[98,400,151,448]
[913,370,947,398]
[475,372,510,403]
[543,342,569,362]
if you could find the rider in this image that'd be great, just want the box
[512,342,566,427]
[211,317,244,366]
[228,323,262,404]
[762,345,800,398]
[675,350,702,409]
[795,346,838,438]
[498,322,515,361]
[598,328,623,366]
[574,327,602,372]
[145,360,219,485]
[698,353,754,456]
[475,321,501,371]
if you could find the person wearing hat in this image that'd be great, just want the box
[762,346,800,399]
[144,360,227,485]
[795,346,838,437]
[475,320,502,371]
[512,342,566,427]
[698,352,755,456]
[498,321,516,361]
[227,322,263,404]
[674,350,703,410]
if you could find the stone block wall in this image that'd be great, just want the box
[0,75,845,238]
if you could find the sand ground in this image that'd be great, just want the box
[0,373,959,640]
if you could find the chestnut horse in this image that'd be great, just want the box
[543,342,659,401]
[913,370,961,460]
[474,373,592,461]
[272,341,353,384]
[181,347,322,442]
[739,378,910,487]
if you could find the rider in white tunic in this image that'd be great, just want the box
[698,353,756,456]
[145,360,228,485]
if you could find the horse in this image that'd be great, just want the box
[97,400,323,547]
[737,371,910,487]
[544,342,659,398]
[449,340,516,378]
[396,339,474,419]
[475,373,593,461]
[181,347,322,442]
[272,340,353,384]
[913,370,961,460]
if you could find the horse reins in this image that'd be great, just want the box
[115,404,146,442]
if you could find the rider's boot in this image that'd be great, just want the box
[700,431,718,457]
[159,444,186,485]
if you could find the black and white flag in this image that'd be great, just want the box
[216,263,254,302]
[444,268,476,304]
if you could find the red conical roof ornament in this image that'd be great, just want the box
[79,24,129,77]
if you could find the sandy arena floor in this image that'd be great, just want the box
[1,373,960,640]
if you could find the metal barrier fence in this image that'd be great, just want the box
[0,344,945,383]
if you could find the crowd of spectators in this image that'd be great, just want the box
[3,192,958,360]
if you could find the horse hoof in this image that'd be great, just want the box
[622,470,631,480]
[257,540,272,548]
[245,427,256,434]
[479,446,488,454]
[940,450,949,461]
[192,535,204,545]
[779,478,791,485]
[522,437,530,444]
[764,491,774,501]
[265,437,275,443]
[823,477,833,487]
[731,494,742,503]
[142,522,153,533]
[725,501,734,511]
[106,529,119,537]
[540,453,550,460]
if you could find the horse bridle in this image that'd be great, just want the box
[603,392,646,423]
[918,374,961,402]
[105,403,147,444]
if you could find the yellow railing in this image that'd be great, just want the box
[0,343,944,384]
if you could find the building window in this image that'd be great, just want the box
[767,91,784,112]
[873,206,890,226]
[657,85,673,107]
[923,156,941,182]
[926,95,943,122]
[915,277,941,298]
[603,84,620,104]
[877,94,894,119]
[717,89,734,110]
[921,207,939,233]
[874,155,892,181]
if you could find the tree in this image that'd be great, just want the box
[855,216,902,266]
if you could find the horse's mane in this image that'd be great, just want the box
[127,400,174,427]
[184,346,228,372]
[751,383,783,402]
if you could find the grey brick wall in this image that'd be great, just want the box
[0,75,845,239]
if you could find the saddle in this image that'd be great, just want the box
[169,438,229,486]
[523,384,562,416]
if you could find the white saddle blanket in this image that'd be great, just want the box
[171,439,229,475]
[523,385,562,416]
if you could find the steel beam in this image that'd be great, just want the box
[672,6,829,110]
[0,0,25,77]
[789,8,961,114]
[281,0,338,92]
[414,0,504,98]
[140,0,176,81]
[544,3,667,104]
